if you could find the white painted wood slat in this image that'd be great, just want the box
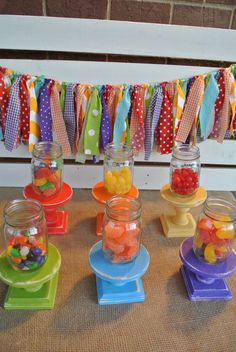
[0,140,235,166]
[0,59,215,84]
[0,16,236,61]
[0,163,235,191]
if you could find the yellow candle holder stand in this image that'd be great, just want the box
[160,184,207,238]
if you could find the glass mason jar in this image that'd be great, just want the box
[170,144,200,197]
[31,141,63,198]
[104,143,134,195]
[193,197,236,264]
[102,196,142,264]
[3,199,48,271]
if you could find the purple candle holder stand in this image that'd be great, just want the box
[179,237,236,301]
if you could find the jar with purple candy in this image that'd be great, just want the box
[3,199,48,271]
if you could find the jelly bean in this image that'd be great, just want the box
[34,178,47,187]
[39,181,55,192]
[20,246,30,256]
[216,228,235,239]
[35,168,52,179]
[104,239,125,254]
[105,221,124,239]
[10,248,21,257]
[31,248,42,256]
[11,256,22,264]
[204,243,217,264]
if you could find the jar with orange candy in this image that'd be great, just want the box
[31,141,63,198]
[193,197,236,264]
[104,143,134,195]
[102,196,142,264]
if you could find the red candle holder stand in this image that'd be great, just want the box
[91,181,139,236]
[23,182,73,236]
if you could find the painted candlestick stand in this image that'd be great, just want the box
[91,181,139,236]
[89,241,150,305]
[23,182,73,236]
[160,184,207,237]
[0,243,61,310]
[179,237,236,301]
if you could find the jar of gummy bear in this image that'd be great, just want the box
[32,141,63,198]
[193,197,236,264]
[170,144,200,196]
[102,195,142,264]
[3,199,48,271]
[104,143,134,195]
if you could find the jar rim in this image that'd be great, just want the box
[105,142,133,159]
[4,199,43,227]
[32,141,62,159]
[105,195,141,222]
[173,144,200,161]
[204,196,236,222]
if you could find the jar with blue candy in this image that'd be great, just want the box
[32,141,63,198]
[3,199,48,271]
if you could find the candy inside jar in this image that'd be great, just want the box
[193,197,236,264]
[31,141,63,198]
[102,196,142,264]
[104,143,134,195]
[170,144,200,196]
[4,199,48,271]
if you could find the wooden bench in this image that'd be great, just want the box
[0,15,235,190]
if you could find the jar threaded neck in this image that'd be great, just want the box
[4,199,43,227]
[204,197,236,222]
[105,196,141,222]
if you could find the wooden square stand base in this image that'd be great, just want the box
[47,211,68,236]
[160,213,196,238]
[180,265,232,301]
[96,277,145,305]
[89,241,149,305]
[4,272,59,310]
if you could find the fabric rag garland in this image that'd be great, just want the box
[0,64,236,161]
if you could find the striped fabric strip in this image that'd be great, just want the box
[26,78,40,152]
[229,72,236,134]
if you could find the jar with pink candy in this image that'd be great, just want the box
[102,196,142,264]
